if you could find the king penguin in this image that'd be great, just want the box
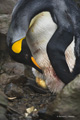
[7,10,76,93]
[7,0,78,93]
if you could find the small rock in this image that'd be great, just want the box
[0,73,14,85]
[0,14,11,34]
[26,106,34,114]
[34,109,37,112]
[0,73,26,86]
[3,62,25,76]
[25,113,29,118]
[4,83,24,98]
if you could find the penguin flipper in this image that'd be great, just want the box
[47,28,76,84]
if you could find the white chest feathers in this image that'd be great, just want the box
[26,12,76,93]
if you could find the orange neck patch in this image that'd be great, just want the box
[12,37,25,53]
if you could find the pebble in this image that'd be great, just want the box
[25,113,29,118]
[4,83,24,98]
[26,106,34,114]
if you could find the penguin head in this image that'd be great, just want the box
[7,31,42,73]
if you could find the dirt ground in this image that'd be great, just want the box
[0,50,58,120]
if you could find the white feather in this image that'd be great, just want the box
[26,12,76,93]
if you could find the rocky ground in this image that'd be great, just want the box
[0,46,56,120]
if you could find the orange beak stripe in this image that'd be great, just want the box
[31,57,41,69]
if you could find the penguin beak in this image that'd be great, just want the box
[10,37,42,73]
[31,57,41,69]
[11,37,41,69]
